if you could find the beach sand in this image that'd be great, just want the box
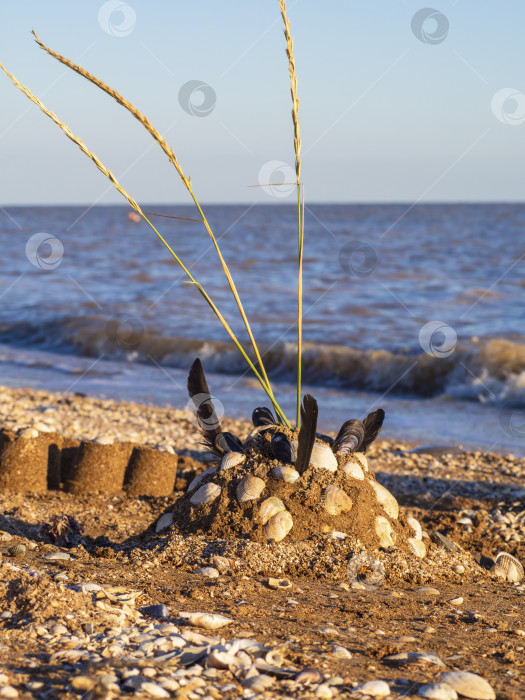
[0,386,523,698]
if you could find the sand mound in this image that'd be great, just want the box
[167,426,424,556]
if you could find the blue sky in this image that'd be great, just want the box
[1,1,525,205]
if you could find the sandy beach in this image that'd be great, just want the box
[0,385,523,698]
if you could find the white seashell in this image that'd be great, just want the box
[257,497,286,525]
[179,612,233,630]
[407,537,426,559]
[352,451,369,472]
[270,466,300,483]
[440,671,495,700]
[353,680,390,697]
[187,467,217,493]
[494,551,524,582]
[418,682,458,699]
[309,442,338,471]
[155,512,175,533]
[236,476,266,504]
[208,650,241,669]
[268,577,292,589]
[407,516,422,540]
[341,460,364,480]
[263,510,293,542]
[189,482,221,506]
[322,485,353,516]
[374,515,396,548]
[370,480,399,520]
[331,531,348,540]
[221,451,246,471]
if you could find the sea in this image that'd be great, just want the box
[1,203,524,455]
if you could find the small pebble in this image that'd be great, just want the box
[447,596,464,606]
[140,605,169,620]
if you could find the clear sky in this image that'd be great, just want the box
[1,1,525,205]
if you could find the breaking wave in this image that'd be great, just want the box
[1,315,524,405]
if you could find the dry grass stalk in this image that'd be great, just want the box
[278,0,302,181]
[32,31,283,425]
[0,58,289,423]
[279,0,304,427]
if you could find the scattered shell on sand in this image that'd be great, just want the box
[257,497,286,525]
[263,510,293,543]
[309,442,338,471]
[493,551,524,583]
[236,476,266,504]
[220,451,246,471]
[270,466,300,483]
[322,485,353,516]
[408,537,427,559]
[179,612,233,630]
[374,516,396,549]
[370,480,399,520]
[7,544,26,557]
[440,671,495,700]
[268,577,292,589]
[418,682,458,699]
[190,482,221,506]
[340,460,365,480]
[353,679,390,697]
